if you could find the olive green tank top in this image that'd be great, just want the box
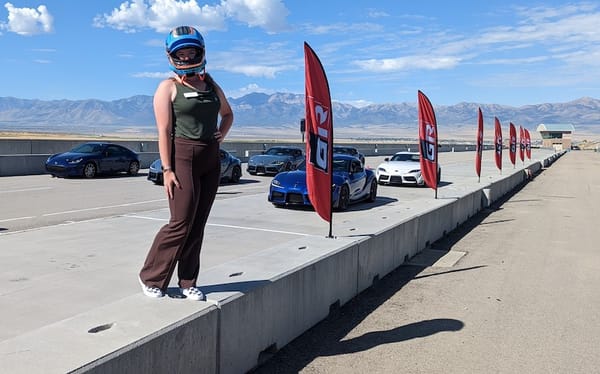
[171,80,221,141]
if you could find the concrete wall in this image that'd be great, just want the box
[54,151,563,374]
[0,139,494,177]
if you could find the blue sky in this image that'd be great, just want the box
[0,0,599,107]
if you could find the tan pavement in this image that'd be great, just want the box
[254,150,600,374]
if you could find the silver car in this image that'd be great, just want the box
[247,146,305,175]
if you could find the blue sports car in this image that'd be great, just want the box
[268,154,377,210]
[45,142,140,178]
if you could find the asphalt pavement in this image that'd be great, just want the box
[253,150,600,374]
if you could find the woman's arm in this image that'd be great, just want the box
[153,79,180,198]
[208,75,234,142]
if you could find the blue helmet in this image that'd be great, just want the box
[165,26,206,76]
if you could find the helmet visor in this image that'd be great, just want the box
[169,47,205,69]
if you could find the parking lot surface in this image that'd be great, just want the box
[254,150,600,374]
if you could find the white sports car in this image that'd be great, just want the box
[376,151,441,186]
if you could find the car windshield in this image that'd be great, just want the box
[332,159,349,172]
[265,147,296,156]
[70,144,103,153]
[391,153,420,162]
[297,160,306,171]
[333,147,357,156]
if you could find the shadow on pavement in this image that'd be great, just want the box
[250,168,547,373]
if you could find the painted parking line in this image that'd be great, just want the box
[0,187,52,194]
[0,216,35,223]
[126,214,315,237]
[41,199,166,216]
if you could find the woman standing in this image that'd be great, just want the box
[139,26,233,300]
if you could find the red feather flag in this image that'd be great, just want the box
[417,90,439,195]
[525,128,532,159]
[304,42,333,229]
[509,122,517,167]
[519,125,525,163]
[494,117,503,172]
[475,107,483,181]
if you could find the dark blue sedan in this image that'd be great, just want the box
[45,142,140,178]
[268,154,377,210]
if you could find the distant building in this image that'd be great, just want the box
[536,123,574,151]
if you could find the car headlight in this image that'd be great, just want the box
[68,158,83,164]
[271,179,281,186]
[270,161,284,166]
[377,167,387,172]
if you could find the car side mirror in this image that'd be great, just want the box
[384,157,390,161]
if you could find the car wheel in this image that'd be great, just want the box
[230,166,242,183]
[338,185,350,211]
[83,162,97,178]
[368,180,377,202]
[128,161,140,175]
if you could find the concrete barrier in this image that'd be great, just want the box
[0,139,495,177]
[0,151,564,374]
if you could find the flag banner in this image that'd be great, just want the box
[494,117,502,172]
[417,90,439,191]
[525,128,532,159]
[475,107,483,179]
[304,42,333,224]
[509,122,517,167]
[519,125,525,163]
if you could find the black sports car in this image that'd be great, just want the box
[333,146,365,165]
[45,142,140,178]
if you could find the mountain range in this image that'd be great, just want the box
[1,93,599,138]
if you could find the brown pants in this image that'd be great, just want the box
[140,137,220,290]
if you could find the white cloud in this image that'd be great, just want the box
[229,83,275,98]
[1,2,53,36]
[352,3,600,75]
[93,0,288,34]
[354,55,461,72]
[224,64,290,78]
[93,0,226,33]
[132,71,173,79]
[221,0,289,33]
